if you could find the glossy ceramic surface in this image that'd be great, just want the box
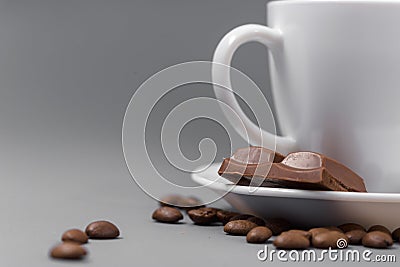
[212,0,400,192]
[192,163,400,228]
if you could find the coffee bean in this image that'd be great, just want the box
[273,232,310,249]
[61,229,88,244]
[229,214,254,222]
[312,231,349,249]
[284,229,311,239]
[224,220,258,236]
[392,227,400,242]
[324,226,343,232]
[362,231,393,248]
[247,216,266,226]
[264,218,291,235]
[229,214,266,226]
[188,207,218,225]
[308,227,329,238]
[309,227,341,238]
[152,206,183,223]
[182,196,204,209]
[338,223,365,233]
[345,229,366,245]
[85,220,120,239]
[216,210,240,225]
[246,226,272,243]
[368,225,391,235]
[50,242,87,259]
[160,195,203,210]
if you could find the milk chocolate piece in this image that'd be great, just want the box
[218,147,367,192]
[230,146,285,164]
[218,147,285,186]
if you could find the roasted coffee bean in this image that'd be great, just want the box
[61,229,88,244]
[229,214,265,226]
[309,227,330,237]
[85,220,120,239]
[188,207,218,225]
[229,214,254,222]
[216,210,240,225]
[152,206,183,223]
[368,225,391,235]
[273,232,310,249]
[159,195,203,210]
[309,227,341,238]
[183,196,204,209]
[338,223,365,233]
[224,220,258,236]
[246,226,272,243]
[392,227,400,242]
[247,216,266,226]
[186,206,220,215]
[309,229,326,238]
[345,229,366,245]
[264,218,291,235]
[284,230,311,239]
[50,242,87,259]
[324,226,343,232]
[312,231,349,249]
[362,231,393,248]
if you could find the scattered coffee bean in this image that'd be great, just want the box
[216,210,240,225]
[61,229,88,244]
[247,216,266,226]
[50,242,87,260]
[224,220,258,236]
[338,223,365,233]
[309,227,341,238]
[152,206,183,223]
[362,231,393,248]
[229,214,254,222]
[284,229,311,239]
[368,225,391,235]
[324,226,343,232]
[273,232,310,249]
[309,227,329,237]
[85,220,120,239]
[392,227,400,242]
[246,226,272,243]
[188,207,218,225]
[345,229,366,245]
[264,218,291,235]
[312,231,349,249]
[229,214,265,226]
[160,195,203,210]
[181,196,204,209]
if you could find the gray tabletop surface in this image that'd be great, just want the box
[1,142,399,267]
[0,0,399,266]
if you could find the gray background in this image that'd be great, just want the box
[0,0,398,266]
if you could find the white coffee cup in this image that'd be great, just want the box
[212,0,400,192]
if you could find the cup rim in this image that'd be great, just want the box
[269,0,400,6]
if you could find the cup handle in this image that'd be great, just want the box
[212,24,296,155]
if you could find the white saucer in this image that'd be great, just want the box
[191,163,400,229]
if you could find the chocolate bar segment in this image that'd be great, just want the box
[218,147,284,185]
[230,146,285,164]
[218,148,367,192]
